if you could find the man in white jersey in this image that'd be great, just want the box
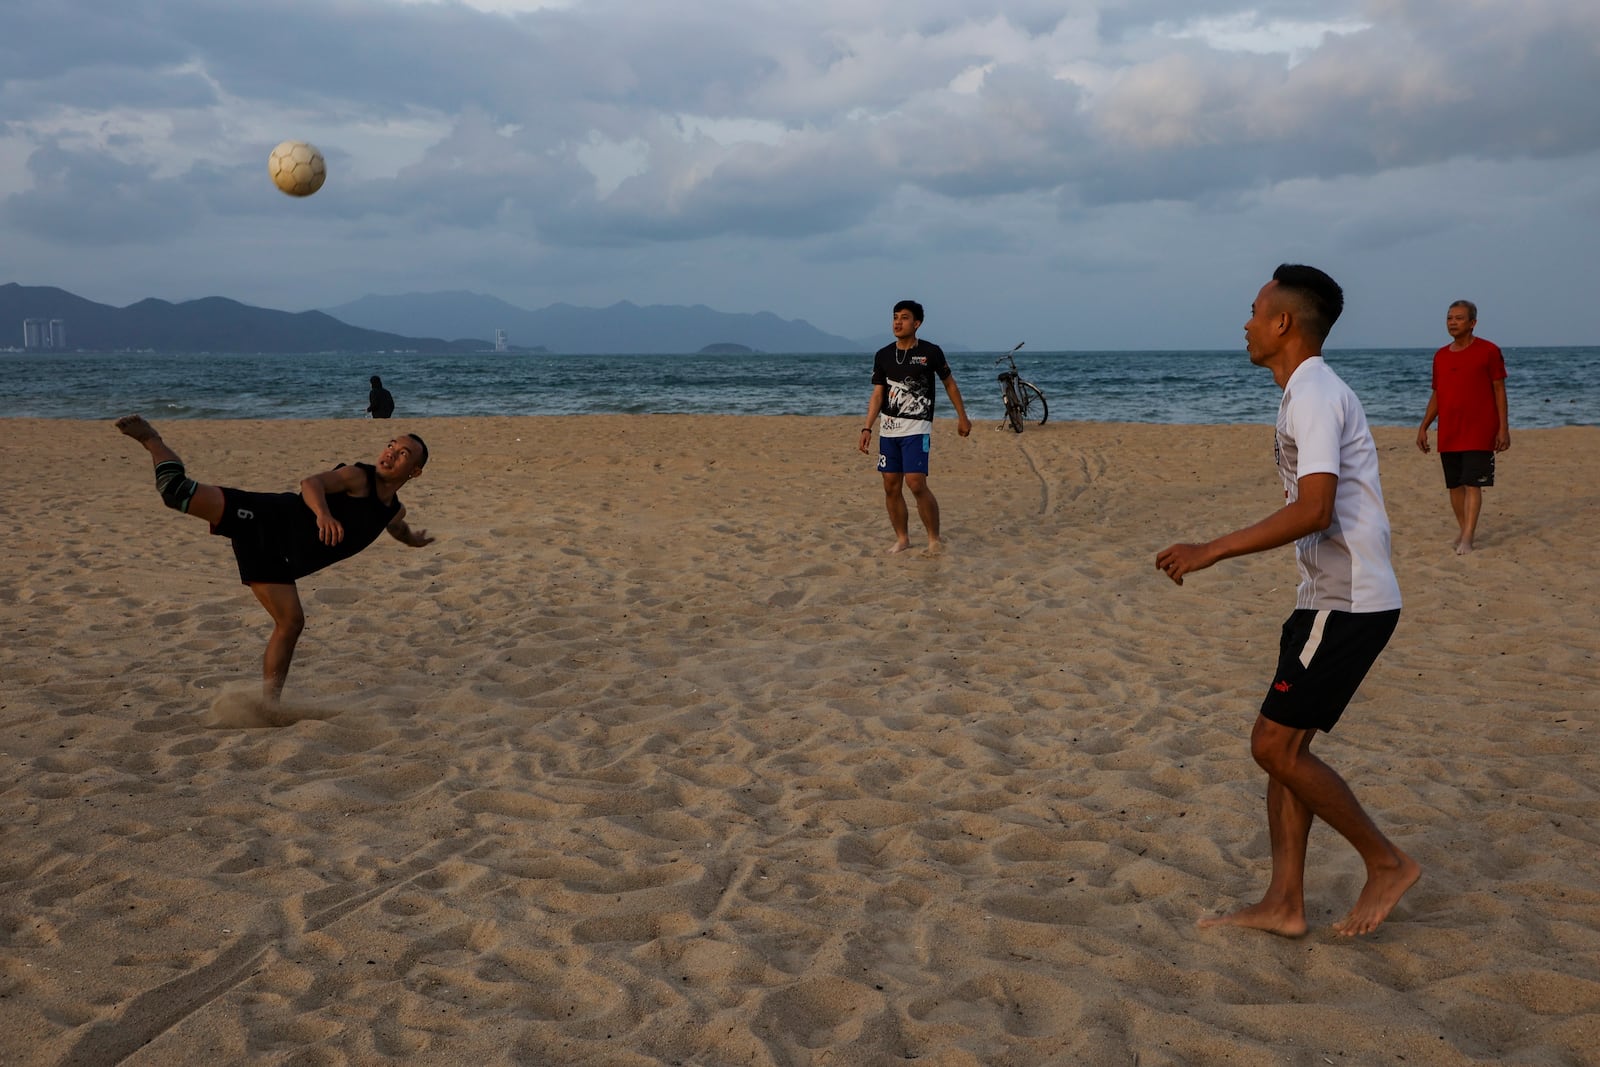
[1156,264,1420,938]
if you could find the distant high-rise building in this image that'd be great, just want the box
[23,319,45,350]
[48,319,66,349]
[494,329,508,353]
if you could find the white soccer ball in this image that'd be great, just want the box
[268,140,327,197]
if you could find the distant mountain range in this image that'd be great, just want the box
[320,291,865,354]
[0,283,499,354]
[1,283,867,355]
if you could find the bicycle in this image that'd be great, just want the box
[995,342,1047,433]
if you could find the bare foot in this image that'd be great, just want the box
[885,540,912,555]
[1197,899,1308,938]
[116,414,160,443]
[1455,540,1473,556]
[920,540,945,559]
[1332,851,1421,937]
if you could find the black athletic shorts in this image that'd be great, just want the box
[1440,450,1495,489]
[1259,608,1400,733]
[210,487,304,585]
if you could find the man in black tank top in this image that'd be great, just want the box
[117,414,435,703]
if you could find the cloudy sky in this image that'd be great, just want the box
[3,0,1597,349]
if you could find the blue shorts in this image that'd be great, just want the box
[878,433,931,475]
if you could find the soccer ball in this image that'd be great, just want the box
[268,140,326,197]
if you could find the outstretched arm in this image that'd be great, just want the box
[385,504,434,547]
[300,465,368,546]
[1156,473,1336,585]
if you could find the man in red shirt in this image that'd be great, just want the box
[1416,300,1510,555]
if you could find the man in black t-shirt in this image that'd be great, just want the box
[857,300,971,555]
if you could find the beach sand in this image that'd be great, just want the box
[2,415,1597,1066]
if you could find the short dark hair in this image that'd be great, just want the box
[1449,299,1478,320]
[370,375,383,387]
[406,433,429,468]
[1272,264,1343,342]
[893,299,924,323]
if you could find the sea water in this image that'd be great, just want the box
[0,347,1593,427]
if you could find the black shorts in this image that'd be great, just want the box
[1259,608,1400,732]
[1441,450,1495,489]
[211,487,304,585]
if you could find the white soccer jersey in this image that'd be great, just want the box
[1275,358,1403,613]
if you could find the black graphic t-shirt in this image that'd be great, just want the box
[871,341,951,437]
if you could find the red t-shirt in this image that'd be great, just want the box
[1432,338,1506,452]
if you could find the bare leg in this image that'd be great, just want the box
[121,416,303,701]
[116,414,225,524]
[116,413,179,458]
[904,473,942,554]
[1454,486,1482,555]
[1199,773,1311,936]
[249,582,306,703]
[881,473,912,554]
[1203,717,1420,937]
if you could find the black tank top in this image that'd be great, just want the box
[288,462,402,579]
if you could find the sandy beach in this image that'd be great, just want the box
[2,414,1597,1066]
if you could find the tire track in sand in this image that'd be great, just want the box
[60,838,471,1066]
[1014,437,1051,517]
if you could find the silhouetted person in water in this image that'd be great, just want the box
[367,375,395,419]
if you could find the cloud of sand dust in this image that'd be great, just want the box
[207,685,342,728]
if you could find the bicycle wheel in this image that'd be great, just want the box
[1018,382,1048,426]
[1003,386,1025,433]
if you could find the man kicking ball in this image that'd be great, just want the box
[117,415,435,702]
